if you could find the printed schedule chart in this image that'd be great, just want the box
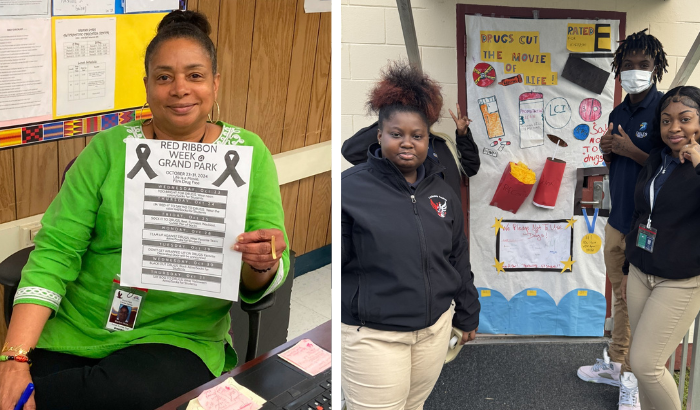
[140,182,229,294]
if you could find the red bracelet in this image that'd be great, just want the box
[0,354,32,365]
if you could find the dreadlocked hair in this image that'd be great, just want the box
[367,61,443,128]
[611,29,668,83]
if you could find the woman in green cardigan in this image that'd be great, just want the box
[0,10,289,410]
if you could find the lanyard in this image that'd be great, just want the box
[647,155,670,228]
[582,208,598,234]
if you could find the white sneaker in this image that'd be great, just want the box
[577,348,621,386]
[619,372,641,410]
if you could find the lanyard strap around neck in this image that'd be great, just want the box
[648,155,669,228]
[582,208,598,234]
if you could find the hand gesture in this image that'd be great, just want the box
[449,103,472,137]
[679,133,700,166]
[612,125,636,157]
[599,122,614,154]
[460,327,478,345]
[0,362,35,410]
[234,228,286,272]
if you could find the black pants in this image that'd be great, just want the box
[30,344,214,410]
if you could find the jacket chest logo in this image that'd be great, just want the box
[636,122,648,138]
[429,195,447,218]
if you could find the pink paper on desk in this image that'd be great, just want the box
[278,339,331,376]
[197,382,261,410]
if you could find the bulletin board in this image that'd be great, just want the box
[456,5,625,337]
[0,1,186,149]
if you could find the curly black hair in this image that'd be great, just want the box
[611,29,668,83]
[367,61,443,128]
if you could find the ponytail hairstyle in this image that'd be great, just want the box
[144,10,217,75]
[367,61,443,129]
[611,29,668,83]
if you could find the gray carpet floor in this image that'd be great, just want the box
[425,342,620,410]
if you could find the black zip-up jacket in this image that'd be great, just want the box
[624,147,700,279]
[341,143,480,332]
[341,121,480,198]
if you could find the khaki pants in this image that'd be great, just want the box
[604,223,631,372]
[341,309,453,410]
[628,264,700,410]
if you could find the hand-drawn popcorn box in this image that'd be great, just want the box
[478,96,505,139]
[490,162,536,214]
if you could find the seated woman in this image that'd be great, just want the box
[341,62,480,410]
[622,85,700,410]
[0,10,289,410]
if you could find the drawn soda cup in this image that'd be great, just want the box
[533,134,568,209]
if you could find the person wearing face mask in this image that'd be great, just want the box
[341,62,480,410]
[618,86,700,410]
[576,29,667,410]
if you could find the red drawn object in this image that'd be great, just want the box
[473,63,496,87]
[533,158,566,209]
[490,163,536,214]
[579,98,602,122]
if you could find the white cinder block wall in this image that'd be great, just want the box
[341,0,700,171]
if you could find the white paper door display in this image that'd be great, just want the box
[465,15,619,336]
[120,139,252,301]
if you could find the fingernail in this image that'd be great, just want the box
[238,236,243,241]
[234,244,240,250]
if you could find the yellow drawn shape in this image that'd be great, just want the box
[581,233,602,254]
[567,23,611,52]
[578,290,588,296]
[527,290,537,296]
[480,30,557,85]
[481,290,491,297]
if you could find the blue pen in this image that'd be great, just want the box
[14,383,34,410]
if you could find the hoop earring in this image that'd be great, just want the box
[140,102,152,126]
[208,101,220,123]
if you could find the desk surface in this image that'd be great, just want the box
[158,320,332,410]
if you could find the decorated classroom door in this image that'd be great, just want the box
[466,15,619,336]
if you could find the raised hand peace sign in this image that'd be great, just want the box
[449,103,472,137]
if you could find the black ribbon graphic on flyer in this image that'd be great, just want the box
[127,144,158,180]
[212,150,246,187]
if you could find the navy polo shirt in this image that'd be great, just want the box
[608,84,664,235]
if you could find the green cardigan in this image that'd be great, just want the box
[14,120,290,376]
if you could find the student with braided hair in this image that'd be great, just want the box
[577,29,668,410]
[341,62,480,410]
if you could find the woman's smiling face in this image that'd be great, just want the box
[144,37,219,133]
[660,100,700,157]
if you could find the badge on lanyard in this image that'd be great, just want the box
[636,224,657,253]
[581,208,601,254]
[105,279,148,332]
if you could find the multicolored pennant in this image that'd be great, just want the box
[0,128,21,147]
[43,122,64,140]
[21,125,43,144]
[101,113,119,130]
[63,119,83,137]
[119,110,134,124]
[85,116,101,133]
[136,107,152,121]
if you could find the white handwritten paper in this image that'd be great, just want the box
[0,18,52,122]
[278,339,331,376]
[54,17,116,116]
[121,139,253,301]
[498,221,572,270]
[54,0,115,16]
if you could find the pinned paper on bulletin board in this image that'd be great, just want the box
[567,24,612,53]
[52,12,167,119]
[495,220,574,272]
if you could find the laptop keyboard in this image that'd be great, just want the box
[260,368,331,410]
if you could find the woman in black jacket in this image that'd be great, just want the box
[341,105,480,198]
[621,86,700,410]
[341,62,480,410]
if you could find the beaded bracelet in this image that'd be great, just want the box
[0,355,32,365]
[250,265,272,273]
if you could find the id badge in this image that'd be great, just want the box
[105,280,147,332]
[636,224,657,253]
